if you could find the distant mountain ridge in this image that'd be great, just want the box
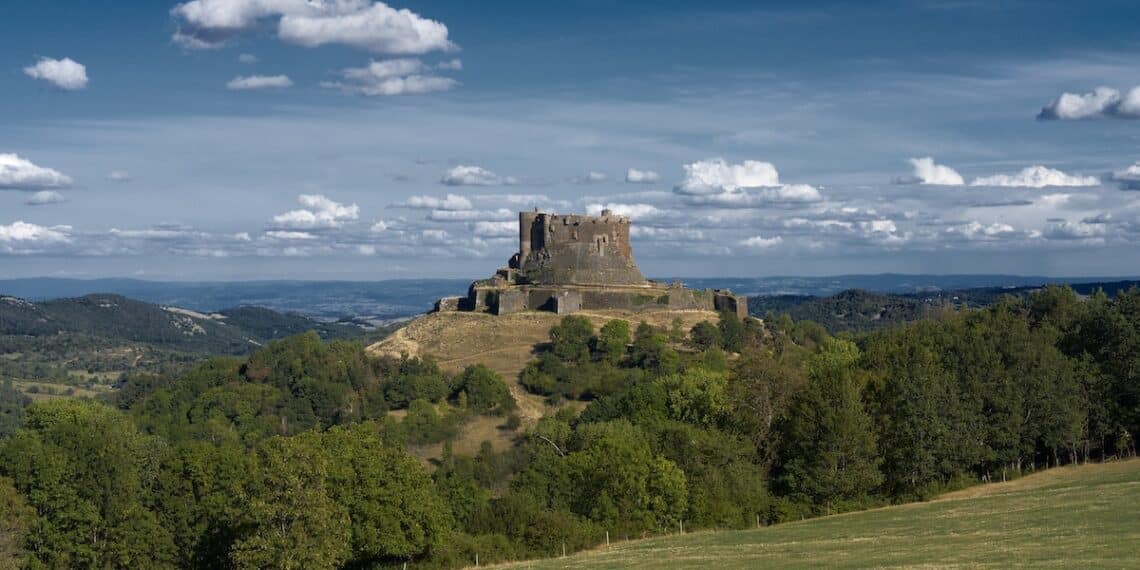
[749,280,1140,333]
[0,278,472,323]
[678,273,1139,297]
[4,275,1136,322]
[0,293,363,355]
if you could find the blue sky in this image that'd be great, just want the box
[3,0,1140,280]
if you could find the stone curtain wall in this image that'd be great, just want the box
[460,285,748,317]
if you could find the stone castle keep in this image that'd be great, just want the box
[435,210,748,318]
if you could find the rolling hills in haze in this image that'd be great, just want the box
[0,293,364,354]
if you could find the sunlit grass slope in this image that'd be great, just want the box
[500,459,1140,569]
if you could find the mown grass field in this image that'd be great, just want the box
[499,459,1140,569]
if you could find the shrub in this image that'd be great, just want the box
[549,316,595,364]
[454,365,516,415]
[718,311,746,352]
[592,320,630,365]
[689,321,721,351]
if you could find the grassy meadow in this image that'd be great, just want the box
[499,459,1140,569]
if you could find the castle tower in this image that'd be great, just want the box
[519,210,538,261]
[512,210,647,286]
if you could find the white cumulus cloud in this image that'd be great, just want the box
[1037,86,1140,120]
[630,226,706,241]
[265,230,318,240]
[172,0,455,54]
[896,157,965,186]
[1043,221,1106,240]
[945,221,1016,240]
[686,184,822,206]
[272,194,359,228]
[860,220,898,234]
[675,158,780,194]
[427,208,514,222]
[321,58,458,96]
[440,165,514,186]
[585,203,661,219]
[420,229,449,244]
[855,219,908,246]
[25,191,66,206]
[970,166,1099,188]
[277,2,454,53]
[783,218,853,231]
[109,227,200,240]
[739,235,783,249]
[1112,162,1140,190]
[227,74,293,90]
[673,159,822,206]
[437,58,462,70]
[570,171,607,184]
[0,221,72,249]
[479,193,561,207]
[108,170,131,182]
[625,168,660,184]
[472,220,515,237]
[0,154,73,190]
[341,74,456,96]
[397,194,473,210]
[23,57,88,90]
[762,184,823,203]
[1037,193,1072,207]
[345,57,427,79]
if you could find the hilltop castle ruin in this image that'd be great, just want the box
[435,209,747,318]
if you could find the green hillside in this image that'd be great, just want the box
[750,280,1140,335]
[0,294,363,355]
[3,284,1139,568]
[0,294,367,387]
[502,459,1140,569]
[751,289,931,333]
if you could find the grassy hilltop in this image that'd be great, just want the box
[501,459,1140,569]
[367,308,719,458]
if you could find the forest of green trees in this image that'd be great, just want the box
[0,284,1137,569]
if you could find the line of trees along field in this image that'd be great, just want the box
[0,284,1137,569]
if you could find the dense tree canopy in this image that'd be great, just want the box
[0,380,28,438]
[1,285,1139,568]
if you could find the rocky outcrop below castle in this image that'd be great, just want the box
[436,210,747,318]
